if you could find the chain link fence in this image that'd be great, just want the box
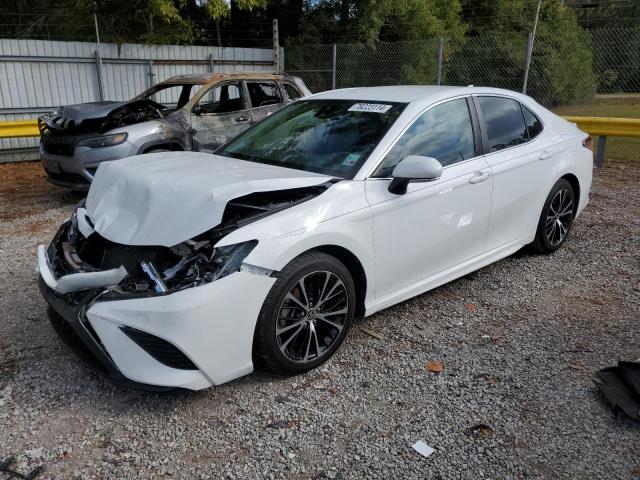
[286,27,640,107]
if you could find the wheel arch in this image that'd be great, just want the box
[138,139,186,154]
[559,173,580,215]
[300,245,368,318]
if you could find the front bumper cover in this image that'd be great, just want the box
[37,225,276,391]
[38,275,173,392]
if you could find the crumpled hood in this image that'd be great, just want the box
[40,101,126,130]
[86,152,331,247]
[57,101,126,122]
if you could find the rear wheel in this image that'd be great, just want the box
[531,178,575,254]
[253,252,356,374]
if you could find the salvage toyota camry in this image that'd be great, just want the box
[37,86,593,390]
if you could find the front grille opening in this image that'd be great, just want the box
[120,327,198,370]
[45,169,89,185]
[47,307,107,373]
[42,138,75,156]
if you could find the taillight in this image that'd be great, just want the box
[582,135,593,151]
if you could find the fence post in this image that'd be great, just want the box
[94,50,105,101]
[332,43,337,90]
[208,53,214,73]
[272,19,280,71]
[436,37,444,85]
[522,32,533,94]
[147,59,155,87]
[93,13,105,101]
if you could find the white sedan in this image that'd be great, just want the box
[37,86,593,390]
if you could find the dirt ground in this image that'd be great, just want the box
[0,160,639,479]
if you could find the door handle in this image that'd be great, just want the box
[539,149,554,160]
[235,115,249,123]
[468,171,491,184]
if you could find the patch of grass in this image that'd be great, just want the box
[553,97,640,164]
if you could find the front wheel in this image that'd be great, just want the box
[253,252,356,374]
[530,178,576,254]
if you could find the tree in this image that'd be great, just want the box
[450,0,595,104]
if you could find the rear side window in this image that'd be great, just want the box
[375,98,475,176]
[247,81,282,108]
[478,96,528,152]
[283,83,302,100]
[522,105,543,139]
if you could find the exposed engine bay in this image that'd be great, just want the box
[39,99,168,135]
[48,184,333,297]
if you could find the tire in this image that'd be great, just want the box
[253,252,356,374]
[530,178,576,254]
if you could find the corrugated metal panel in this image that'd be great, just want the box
[0,38,275,162]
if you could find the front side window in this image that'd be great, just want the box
[247,81,282,108]
[374,98,475,177]
[219,100,405,178]
[478,96,528,152]
[139,84,196,110]
[522,105,543,139]
[196,82,243,114]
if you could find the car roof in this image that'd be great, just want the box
[157,72,293,86]
[309,85,536,107]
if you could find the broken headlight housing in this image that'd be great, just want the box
[62,205,259,297]
[77,132,127,148]
[117,239,259,296]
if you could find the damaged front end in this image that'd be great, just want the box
[41,183,331,299]
[39,99,165,136]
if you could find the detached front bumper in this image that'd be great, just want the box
[37,235,276,390]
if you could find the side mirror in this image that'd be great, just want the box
[192,105,202,116]
[388,155,443,195]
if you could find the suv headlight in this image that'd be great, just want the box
[77,132,127,148]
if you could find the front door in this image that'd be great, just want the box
[365,97,493,301]
[190,81,252,151]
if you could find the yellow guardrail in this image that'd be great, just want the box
[564,116,640,138]
[1,116,639,140]
[0,119,39,139]
[563,116,640,167]
[0,115,638,167]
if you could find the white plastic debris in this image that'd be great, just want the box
[25,447,44,459]
[412,440,435,458]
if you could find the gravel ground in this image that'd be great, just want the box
[0,161,639,480]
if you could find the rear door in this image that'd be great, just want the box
[475,95,558,250]
[190,81,251,151]
[246,80,286,124]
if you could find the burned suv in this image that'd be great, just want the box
[39,72,310,190]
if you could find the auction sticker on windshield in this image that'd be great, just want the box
[348,103,392,113]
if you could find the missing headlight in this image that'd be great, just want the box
[114,240,258,296]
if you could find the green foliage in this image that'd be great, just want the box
[204,0,269,19]
[451,0,596,105]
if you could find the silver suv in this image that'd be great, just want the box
[39,72,310,190]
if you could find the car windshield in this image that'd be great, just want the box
[218,100,405,178]
[136,83,198,110]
